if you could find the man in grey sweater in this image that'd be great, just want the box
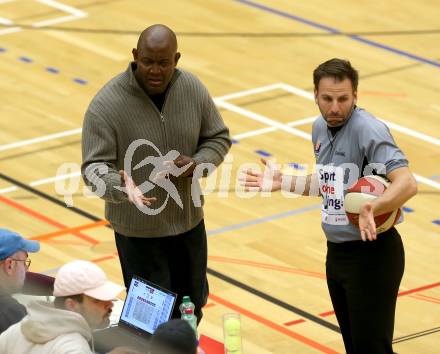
[82,24,231,322]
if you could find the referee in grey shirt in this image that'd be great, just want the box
[241,58,417,354]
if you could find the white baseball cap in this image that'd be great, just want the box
[54,260,125,301]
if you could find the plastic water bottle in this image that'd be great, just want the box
[179,296,198,337]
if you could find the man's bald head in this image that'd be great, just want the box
[137,24,178,54]
[132,24,181,95]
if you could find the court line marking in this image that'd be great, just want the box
[215,82,284,101]
[313,282,440,319]
[1,82,438,149]
[1,84,439,192]
[233,116,316,140]
[413,174,440,189]
[208,204,321,236]
[208,293,340,354]
[27,204,321,242]
[0,0,87,36]
[235,0,440,69]
[208,255,325,279]
[218,92,440,191]
[4,150,432,345]
[30,219,109,241]
[0,128,82,152]
[42,247,439,347]
[0,172,346,340]
[410,294,440,305]
[0,186,18,194]
[0,16,13,25]
[65,246,343,353]
[30,171,81,186]
[0,194,98,245]
[215,99,312,140]
[280,83,440,147]
[413,294,440,302]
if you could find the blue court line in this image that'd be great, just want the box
[46,67,60,74]
[18,56,33,63]
[235,0,440,69]
[255,149,272,157]
[1,49,87,83]
[207,204,320,236]
[73,78,88,85]
[288,162,305,170]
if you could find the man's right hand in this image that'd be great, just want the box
[119,170,156,208]
[238,158,283,192]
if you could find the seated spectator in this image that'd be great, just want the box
[149,319,197,354]
[0,260,142,354]
[0,228,40,334]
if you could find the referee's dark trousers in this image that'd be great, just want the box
[326,227,404,354]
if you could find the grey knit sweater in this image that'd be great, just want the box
[81,63,231,237]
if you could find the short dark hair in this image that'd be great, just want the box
[54,294,84,309]
[313,58,358,91]
[150,319,197,354]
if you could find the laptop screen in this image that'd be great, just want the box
[119,275,177,335]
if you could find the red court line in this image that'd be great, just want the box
[409,294,440,305]
[413,294,440,302]
[30,220,110,241]
[209,293,340,354]
[417,294,440,301]
[284,319,306,326]
[0,195,98,245]
[204,303,217,309]
[398,282,440,297]
[208,255,325,279]
[319,311,335,317]
[43,240,91,246]
[91,252,119,263]
[284,281,440,326]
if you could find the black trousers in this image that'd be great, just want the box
[115,220,209,323]
[326,228,404,354]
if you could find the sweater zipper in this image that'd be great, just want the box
[157,83,174,151]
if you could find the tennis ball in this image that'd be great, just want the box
[224,318,241,335]
[224,336,241,351]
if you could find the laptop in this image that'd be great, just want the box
[93,275,177,353]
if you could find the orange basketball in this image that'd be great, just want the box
[345,175,401,233]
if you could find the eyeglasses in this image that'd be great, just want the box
[11,258,31,269]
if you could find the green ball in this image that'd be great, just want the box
[224,336,241,351]
[224,318,241,335]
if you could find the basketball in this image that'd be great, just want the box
[345,175,401,233]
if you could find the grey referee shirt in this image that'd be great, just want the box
[311,106,408,243]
